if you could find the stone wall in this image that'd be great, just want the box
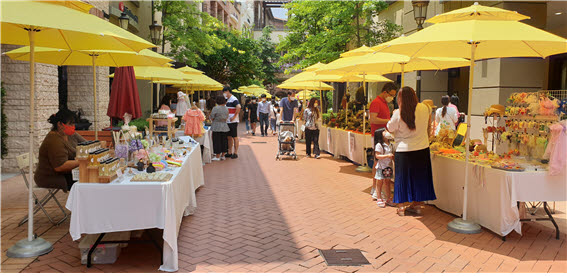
[1,44,59,172]
[66,66,110,130]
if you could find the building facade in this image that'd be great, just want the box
[202,0,243,30]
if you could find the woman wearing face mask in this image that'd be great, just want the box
[303,98,321,158]
[35,109,86,192]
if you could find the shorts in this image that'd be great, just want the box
[250,116,258,123]
[227,123,238,137]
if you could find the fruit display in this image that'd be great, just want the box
[324,110,370,134]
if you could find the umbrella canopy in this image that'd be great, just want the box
[303,62,326,72]
[317,52,469,78]
[5,47,172,67]
[374,3,567,228]
[177,66,204,75]
[285,70,392,83]
[340,45,375,58]
[107,67,141,120]
[426,2,530,23]
[375,20,567,59]
[1,1,154,51]
[277,81,334,91]
[110,66,188,81]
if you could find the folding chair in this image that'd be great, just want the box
[17,153,68,227]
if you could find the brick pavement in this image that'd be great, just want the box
[4,125,567,273]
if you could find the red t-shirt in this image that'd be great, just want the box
[369,96,390,136]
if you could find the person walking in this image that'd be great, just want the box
[387,86,436,216]
[257,94,271,137]
[243,98,251,134]
[247,96,258,136]
[279,91,298,122]
[303,98,321,159]
[435,95,459,135]
[223,86,241,159]
[270,102,279,135]
[210,95,230,161]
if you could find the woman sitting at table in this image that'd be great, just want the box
[35,109,85,192]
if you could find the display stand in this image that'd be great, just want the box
[147,117,178,139]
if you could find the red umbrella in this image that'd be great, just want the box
[107,66,142,120]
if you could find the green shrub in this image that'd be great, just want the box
[117,118,149,132]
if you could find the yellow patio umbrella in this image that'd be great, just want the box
[1,0,155,256]
[376,3,567,234]
[6,47,172,139]
[277,81,334,91]
[177,66,206,100]
[303,62,326,72]
[340,45,375,58]
[426,2,530,23]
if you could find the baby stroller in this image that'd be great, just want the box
[276,122,297,160]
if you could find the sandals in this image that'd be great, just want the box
[406,204,424,215]
[385,200,396,207]
[396,205,410,216]
[377,198,386,208]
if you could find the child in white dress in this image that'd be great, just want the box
[373,128,395,208]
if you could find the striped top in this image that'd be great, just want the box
[226,95,241,123]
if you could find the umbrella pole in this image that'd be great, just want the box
[356,74,371,172]
[150,78,153,115]
[345,81,349,126]
[448,43,481,234]
[401,63,405,87]
[92,56,98,140]
[7,30,54,258]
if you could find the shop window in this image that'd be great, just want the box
[548,53,567,90]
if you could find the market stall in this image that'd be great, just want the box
[430,154,566,238]
[176,127,213,164]
[319,125,373,165]
[428,91,567,238]
[66,136,204,272]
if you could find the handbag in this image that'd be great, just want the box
[381,167,393,178]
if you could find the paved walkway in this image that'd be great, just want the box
[3,125,567,273]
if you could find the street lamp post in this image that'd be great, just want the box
[149,20,162,113]
[118,12,130,30]
[412,0,430,101]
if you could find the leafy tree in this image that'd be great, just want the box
[198,29,264,89]
[277,0,401,73]
[155,0,225,67]
[257,26,280,86]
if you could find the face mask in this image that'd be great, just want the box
[384,131,393,140]
[223,92,229,99]
[262,99,266,102]
[61,123,75,136]
[386,96,394,103]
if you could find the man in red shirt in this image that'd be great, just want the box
[369,82,398,136]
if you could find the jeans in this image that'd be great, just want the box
[245,119,250,131]
[270,118,277,132]
[305,128,320,156]
[259,113,269,135]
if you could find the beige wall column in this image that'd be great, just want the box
[1,44,59,172]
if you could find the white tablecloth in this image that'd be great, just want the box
[66,140,205,272]
[176,128,212,164]
[431,154,566,236]
[319,126,373,165]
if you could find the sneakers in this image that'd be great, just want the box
[212,157,221,161]
[370,187,376,196]
[371,191,378,200]
[220,156,226,160]
[225,154,232,158]
[252,133,256,136]
[315,155,320,159]
[307,154,312,158]
[231,154,238,159]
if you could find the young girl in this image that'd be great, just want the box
[373,128,395,208]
